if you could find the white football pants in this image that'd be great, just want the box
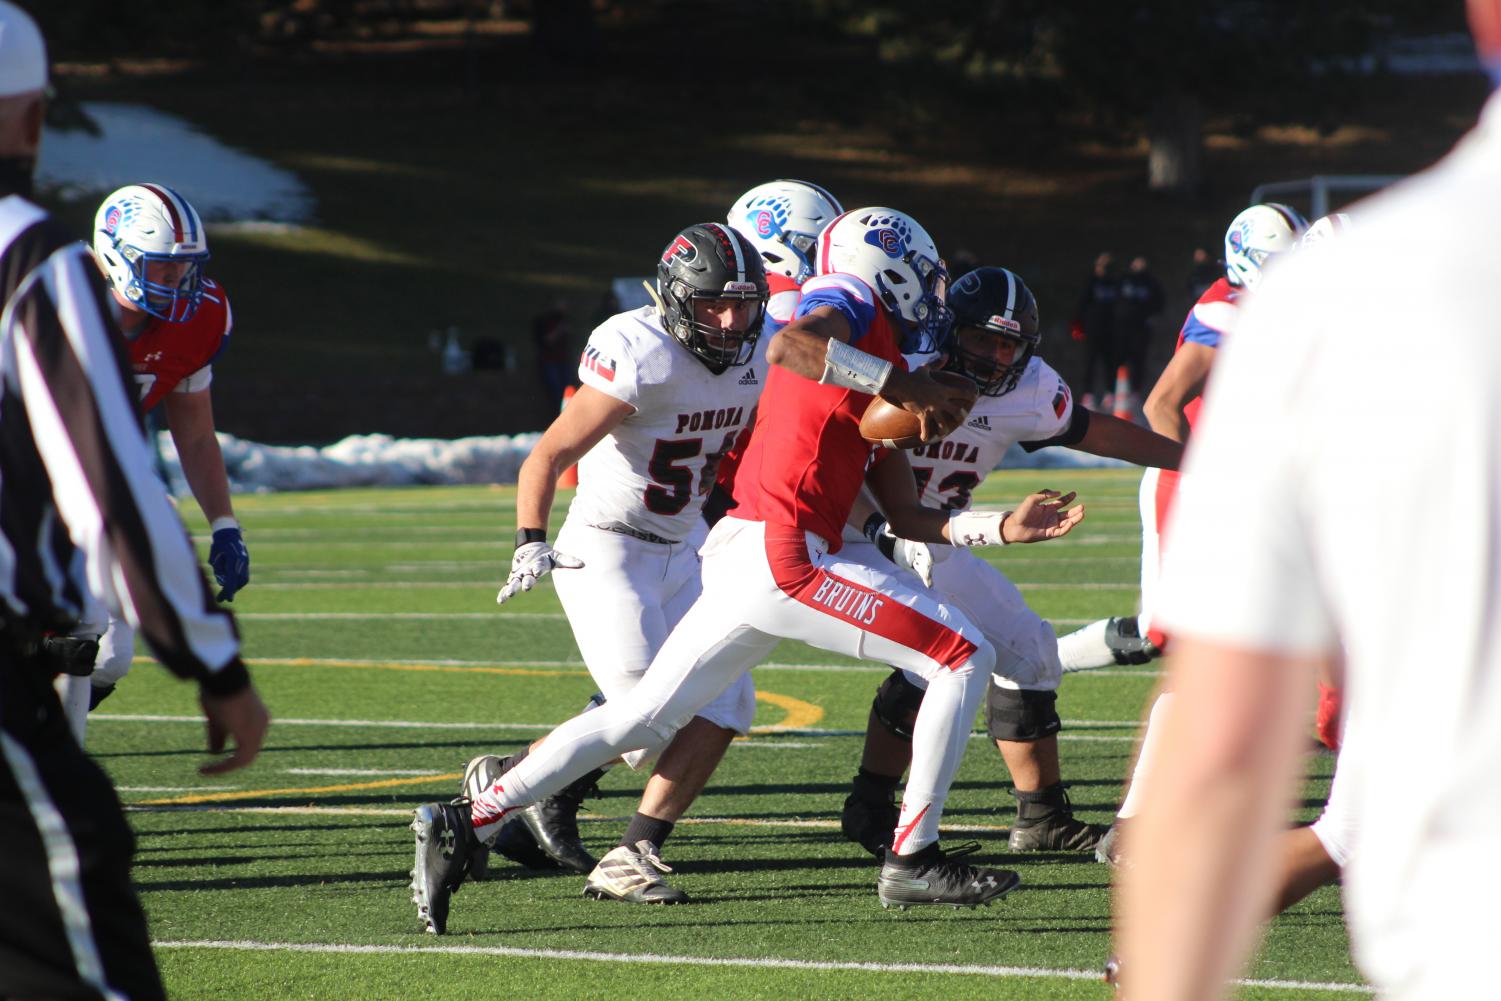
[474,516,995,855]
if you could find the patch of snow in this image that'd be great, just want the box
[37,102,315,223]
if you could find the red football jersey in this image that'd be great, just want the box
[126,278,232,412]
[731,274,904,551]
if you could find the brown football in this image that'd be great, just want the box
[858,370,977,448]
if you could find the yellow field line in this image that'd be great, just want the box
[137,692,823,807]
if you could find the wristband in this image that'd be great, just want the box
[210,516,240,534]
[819,338,894,395]
[515,528,547,547]
[861,513,888,545]
[947,509,1012,547]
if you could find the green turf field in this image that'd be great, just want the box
[96,468,1361,999]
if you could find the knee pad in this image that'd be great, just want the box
[986,684,1061,742]
[871,669,926,740]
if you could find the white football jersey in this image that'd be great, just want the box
[905,357,1073,513]
[567,305,765,542]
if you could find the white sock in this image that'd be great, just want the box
[1057,617,1113,671]
[1116,691,1175,820]
[893,654,991,855]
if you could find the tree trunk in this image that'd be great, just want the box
[1146,94,1203,195]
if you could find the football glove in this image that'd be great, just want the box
[497,541,583,604]
[208,525,250,602]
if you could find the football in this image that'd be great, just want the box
[858,370,977,448]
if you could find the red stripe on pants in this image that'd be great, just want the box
[762,524,977,670]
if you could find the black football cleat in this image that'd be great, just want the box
[518,768,605,874]
[1008,783,1108,853]
[411,800,475,935]
[877,841,1020,910]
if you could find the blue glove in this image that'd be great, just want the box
[209,525,250,602]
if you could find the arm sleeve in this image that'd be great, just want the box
[12,239,247,693]
[795,275,879,346]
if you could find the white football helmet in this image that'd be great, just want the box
[816,206,951,352]
[1299,212,1353,249]
[93,184,210,322]
[727,179,843,284]
[1223,202,1307,289]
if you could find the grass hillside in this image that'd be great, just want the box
[53,15,1492,442]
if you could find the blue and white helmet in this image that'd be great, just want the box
[817,206,951,353]
[1223,202,1307,289]
[727,179,843,284]
[92,183,210,323]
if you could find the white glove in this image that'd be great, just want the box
[496,541,584,604]
[947,509,1011,548]
[886,529,934,588]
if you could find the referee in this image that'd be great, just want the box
[0,5,270,1000]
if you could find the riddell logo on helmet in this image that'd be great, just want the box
[987,315,1022,331]
[864,228,905,258]
[662,236,697,264]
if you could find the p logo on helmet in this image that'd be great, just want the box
[662,235,697,265]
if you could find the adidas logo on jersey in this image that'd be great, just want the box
[966,415,990,431]
[738,368,759,386]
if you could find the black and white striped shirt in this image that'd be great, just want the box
[0,193,246,692]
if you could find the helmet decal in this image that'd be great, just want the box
[752,208,777,238]
[103,205,122,234]
[865,227,906,258]
[662,235,697,265]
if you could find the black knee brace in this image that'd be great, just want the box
[986,684,1061,742]
[871,669,925,740]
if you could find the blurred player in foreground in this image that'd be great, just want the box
[1115,4,1501,994]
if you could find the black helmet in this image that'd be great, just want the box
[945,266,1040,396]
[656,222,770,374]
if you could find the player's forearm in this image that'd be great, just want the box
[513,450,562,533]
[175,430,235,523]
[767,307,853,382]
[1141,396,1190,443]
[1079,412,1184,470]
[1116,640,1315,1001]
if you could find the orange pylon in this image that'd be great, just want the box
[1112,366,1134,421]
[557,385,579,489]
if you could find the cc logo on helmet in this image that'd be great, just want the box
[753,209,778,238]
[1228,226,1247,253]
[104,205,122,234]
[863,228,905,258]
[662,235,698,265]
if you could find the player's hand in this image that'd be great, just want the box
[884,368,976,442]
[199,684,269,775]
[1003,490,1084,543]
[209,526,250,602]
[496,542,584,604]
[876,525,934,587]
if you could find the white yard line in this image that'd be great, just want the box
[148,940,1372,994]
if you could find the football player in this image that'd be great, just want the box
[1058,202,1306,675]
[462,222,772,899]
[57,184,250,741]
[412,207,1083,934]
[838,267,1183,858]
[1071,203,1308,862]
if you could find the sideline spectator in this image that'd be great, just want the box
[1074,251,1119,407]
[532,298,575,419]
[1116,256,1165,398]
[1185,246,1220,300]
